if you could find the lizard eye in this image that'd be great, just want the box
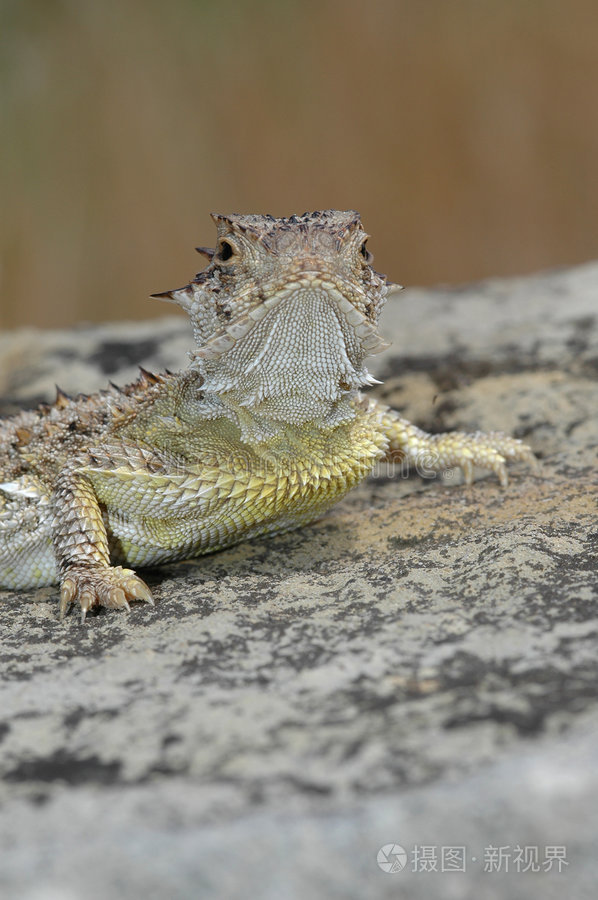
[360,241,373,264]
[217,240,235,262]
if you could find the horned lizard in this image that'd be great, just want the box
[0,211,536,621]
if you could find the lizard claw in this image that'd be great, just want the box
[59,577,76,620]
[433,431,538,487]
[59,565,154,621]
[119,573,154,605]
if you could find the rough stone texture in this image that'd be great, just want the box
[0,262,596,899]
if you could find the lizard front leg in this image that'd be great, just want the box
[372,401,538,487]
[53,469,154,621]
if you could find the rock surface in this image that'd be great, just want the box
[0,263,597,899]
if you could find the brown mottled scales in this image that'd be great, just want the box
[0,211,537,621]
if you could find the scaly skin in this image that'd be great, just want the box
[0,211,537,621]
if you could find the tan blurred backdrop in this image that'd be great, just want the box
[1,0,597,330]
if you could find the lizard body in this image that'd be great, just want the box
[0,211,536,619]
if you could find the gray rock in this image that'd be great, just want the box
[0,262,597,899]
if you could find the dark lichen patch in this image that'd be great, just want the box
[376,351,559,393]
[5,753,122,786]
[62,706,120,730]
[283,775,333,795]
[443,704,546,737]
[387,534,434,551]
[442,661,598,737]
[88,339,161,375]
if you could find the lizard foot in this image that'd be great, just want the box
[59,564,154,622]
[432,430,538,488]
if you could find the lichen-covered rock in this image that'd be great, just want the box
[0,262,597,899]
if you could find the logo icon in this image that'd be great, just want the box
[377,843,407,873]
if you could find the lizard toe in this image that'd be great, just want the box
[59,564,154,621]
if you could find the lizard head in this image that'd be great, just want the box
[154,211,397,428]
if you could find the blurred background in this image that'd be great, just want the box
[1,0,597,330]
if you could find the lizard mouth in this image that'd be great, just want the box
[192,278,390,363]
